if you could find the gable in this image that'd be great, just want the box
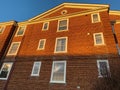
[28,3,109,21]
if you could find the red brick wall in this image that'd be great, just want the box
[0,25,16,59]
[9,11,117,57]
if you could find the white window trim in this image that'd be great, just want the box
[42,22,49,31]
[0,62,13,80]
[97,60,110,78]
[57,19,69,32]
[54,37,68,53]
[0,26,5,34]
[37,39,46,50]
[93,32,105,46]
[15,26,26,37]
[31,61,41,76]
[50,61,66,83]
[91,13,101,23]
[7,42,21,56]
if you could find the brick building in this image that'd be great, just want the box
[0,3,120,90]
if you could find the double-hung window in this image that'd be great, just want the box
[0,62,13,80]
[54,37,67,53]
[16,26,25,36]
[42,22,49,30]
[50,61,66,83]
[37,39,46,50]
[97,60,110,77]
[91,13,100,23]
[93,33,105,45]
[31,62,41,76]
[7,42,21,55]
[57,19,68,31]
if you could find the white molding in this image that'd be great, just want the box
[50,61,66,83]
[15,26,26,37]
[0,26,5,34]
[93,32,105,46]
[7,42,21,56]
[37,39,46,50]
[57,19,69,32]
[31,61,41,76]
[42,22,49,31]
[54,37,68,53]
[0,62,13,80]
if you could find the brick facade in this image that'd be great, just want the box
[0,3,120,90]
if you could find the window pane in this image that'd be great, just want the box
[17,27,25,35]
[52,62,65,82]
[43,23,48,30]
[0,63,12,79]
[59,20,67,30]
[56,38,66,52]
[93,14,98,22]
[99,62,108,76]
[9,43,19,54]
[95,34,102,44]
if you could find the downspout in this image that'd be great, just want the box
[111,20,120,55]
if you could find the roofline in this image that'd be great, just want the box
[109,10,120,15]
[0,21,17,26]
[28,2,109,21]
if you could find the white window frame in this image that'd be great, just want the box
[57,19,69,32]
[0,62,13,80]
[31,61,41,76]
[50,61,66,83]
[91,13,101,23]
[15,26,26,36]
[42,22,49,31]
[7,42,21,55]
[97,60,110,78]
[0,26,5,34]
[37,39,46,50]
[93,32,105,46]
[54,37,68,53]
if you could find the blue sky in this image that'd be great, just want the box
[0,0,120,22]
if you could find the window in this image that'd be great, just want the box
[16,26,25,36]
[57,19,68,31]
[7,42,21,55]
[0,26,5,34]
[31,62,41,76]
[91,13,100,23]
[50,61,66,83]
[97,60,110,77]
[37,39,46,50]
[42,22,49,30]
[54,37,67,53]
[0,62,13,80]
[93,33,105,45]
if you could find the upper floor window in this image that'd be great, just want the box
[50,61,66,83]
[31,62,41,76]
[0,62,13,80]
[97,60,110,77]
[0,26,5,34]
[91,13,100,23]
[42,22,49,30]
[57,19,68,32]
[54,37,67,53]
[37,39,46,50]
[93,33,105,45]
[7,42,21,55]
[15,26,26,36]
